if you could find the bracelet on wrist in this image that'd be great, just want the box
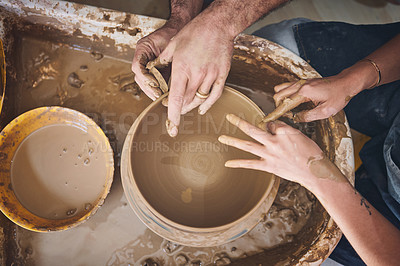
[361,58,381,89]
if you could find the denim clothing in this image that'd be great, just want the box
[252,18,313,55]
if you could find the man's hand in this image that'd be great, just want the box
[131,0,204,101]
[157,0,289,137]
[159,16,234,137]
[133,0,290,137]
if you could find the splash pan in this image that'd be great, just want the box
[0,0,354,264]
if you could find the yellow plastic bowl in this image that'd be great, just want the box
[0,106,114,232]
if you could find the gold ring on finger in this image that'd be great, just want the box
[195,90,210,99]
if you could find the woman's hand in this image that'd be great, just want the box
[272,58,383,123]
[218,114,326,190]
[273,75,356,122]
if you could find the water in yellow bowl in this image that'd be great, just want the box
[11,123,108,220]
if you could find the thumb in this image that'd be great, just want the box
[158,42,174,66]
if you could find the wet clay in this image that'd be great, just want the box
[131,91,273,228]
[180,188,192,204]
[261,93,306,125]
[308,155,348,183]
[11,124,108,220]
[6,27,328,265]
[147,64,168,94]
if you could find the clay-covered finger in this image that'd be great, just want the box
[294,103,332,122]
[157,44,174,67]
[146,57,170,94]
[274,82,295,93]
[148,67,168,94]
[166,64,188,137]
[146,56,169,70]
[224,159,266,172]
[274,79,306,106]
[218,135,265,158]
[134,73,162,101]
[261,93,307,124]
[161,96,168,107]
[225,114,270,144]
[132,53,162,100]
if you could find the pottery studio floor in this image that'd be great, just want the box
[65,0,399,265]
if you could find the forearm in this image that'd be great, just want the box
[165,0,204,31]
[338,34,400,94]
[192,0,289,40]
[311,175,400,265]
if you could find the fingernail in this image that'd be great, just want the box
[267,121,275,132]
[181,105,189,115]
[170,126,178,137]
[225,161,234,167]
[149,82,158,87]
[166,119,178,137]
[226,114,240,125]
[218,135,227,143]
[198,107,206,115]
[161,97,168,107]
[152,89,162,99]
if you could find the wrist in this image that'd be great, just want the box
[302,155,350,197]
[164,17,190,33]
[311,179,355,207]
[167,0,203,32]
[338,60,381,94]
[200,0,289,41]
[195,1,258,41]
[189,9,237,42]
